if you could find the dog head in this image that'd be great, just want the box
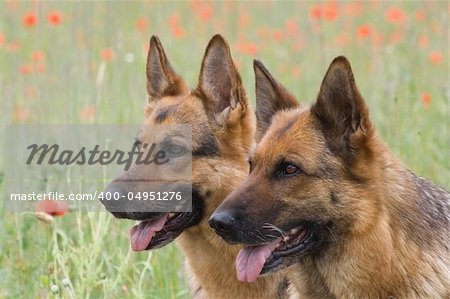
[210,57,379,282]
[101,34,255,251]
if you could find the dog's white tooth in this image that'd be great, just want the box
[283,236,290,242]
[169,213,175,218]
[290,228,298,235]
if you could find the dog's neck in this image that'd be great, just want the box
[176,224,290,299]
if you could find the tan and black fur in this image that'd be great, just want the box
[102,35,293,298]
[211,57,450,298]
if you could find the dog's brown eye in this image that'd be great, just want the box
[284,164,298,175]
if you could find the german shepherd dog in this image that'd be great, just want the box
[210,57,450,298]
[101,35,292,298]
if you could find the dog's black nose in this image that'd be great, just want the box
[209,210,237,234]
[100,184,127,212]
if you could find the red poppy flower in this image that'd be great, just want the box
[23,12,38,27]
[310,4,322,20]
[79,105,96,122]
[34,63,46,74]
[136,17,148,31]
[168,13,180,27]
[6,42,20,52]
[323,3,338,21]
[36,199,69,217]
[48,11,62,26]
[385,7,406,24]
[419,35,428,48]
[285,18,298,35]
[0,32,4,46]
[32,51,45,63]
[357,24,373,39]
[101,48,115,61]
[420,92,431,107]
[245,43,258,56]
[273,30,283,42]
[291,66,301,78]
[239,12,250,27]
[19,65,33,75]
[429,51,442,65]
[13,106,30,122]
[415,10,426,22]
[197,3,213,22]
[171,26,185,39]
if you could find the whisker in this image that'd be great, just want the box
[262,222,286,237]
[249,229,268,243]
[266,234,280,239]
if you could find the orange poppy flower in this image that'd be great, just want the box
[343,2,362,16]
[239,12,250,27]
[101,48,115,61]
[19,65,33,75]
[419,35,428,48]
[291,66,301,78]
[285,18,298,35]
[245,43,258,56]
[415,10,425,22]
[310,4,322,20]
[48,11,62,26]
[168,13,180,27]
[357,24,373,39]
[323,3,338,21]
[171,26,185,39]
[32,50,45,63]
[257,26,270,39]
[34,63,46,73]
[385,7,406,24]
[273,30,283,42]
[13,106,30,122]
[23,12,38,27]
[0,32,4,46]
[197,3,213,22]
[36,199,69,217]
[292,40,305,52]
[420,92,431,107]
[136,17,148,31]
[429,51,442,64]
[6,42,20,52]
[79,105,96,122]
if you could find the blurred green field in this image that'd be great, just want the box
[0,1,448,298]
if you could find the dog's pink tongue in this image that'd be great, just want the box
[130,213,169,251]
[235,238,281,283]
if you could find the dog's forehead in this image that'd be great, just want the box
[145,94,207,126]
[254,107,324,164]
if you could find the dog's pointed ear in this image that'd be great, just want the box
[311,56,371,155]
[146,35,186,101]
[254,60,298,141]
[198,34,246,115]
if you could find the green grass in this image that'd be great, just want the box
[0,2,448,298]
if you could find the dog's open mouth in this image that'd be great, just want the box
[130,212,194,251]
[126,189,204,251]
[235,224,315,282]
